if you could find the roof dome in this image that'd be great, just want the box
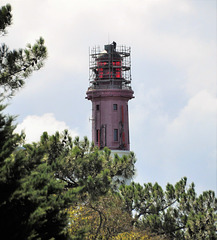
[97,44,122,61]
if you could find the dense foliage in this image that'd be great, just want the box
[0,3,216,240]
[120,179,217,239]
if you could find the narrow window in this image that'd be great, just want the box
[96,129,100,142]
[96,104,100,111]
[113,104,118,110]
[114,129,118,141]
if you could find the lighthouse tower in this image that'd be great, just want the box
[86,42,134,154]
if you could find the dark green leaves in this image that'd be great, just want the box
[0,4,12,35]
[36,133,136,200]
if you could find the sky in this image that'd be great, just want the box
[2,0,216,194]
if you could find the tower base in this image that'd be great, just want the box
[110,150,130,158]
[111,150,131,186]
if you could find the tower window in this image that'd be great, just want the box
[113,104,118,110]
[114,129,118,141]
[96,104,100,110]
[96,129,100,142]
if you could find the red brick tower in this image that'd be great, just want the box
[86,42,134,153]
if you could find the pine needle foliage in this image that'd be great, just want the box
[0,4,47,99]
[119,178,217,239]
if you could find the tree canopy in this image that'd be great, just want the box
[119,178,217,239]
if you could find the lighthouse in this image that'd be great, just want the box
[86,42,134,155]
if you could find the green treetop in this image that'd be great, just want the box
[119,178,217,239]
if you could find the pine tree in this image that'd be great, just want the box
[0,4,69,240]
[119,178,217,239]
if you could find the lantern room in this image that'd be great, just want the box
[89,42,132,90]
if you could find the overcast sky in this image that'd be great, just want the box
[2,0,216,194]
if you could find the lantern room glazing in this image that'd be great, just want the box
[89,42,132,90]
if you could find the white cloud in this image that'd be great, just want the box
[131,89,216,192]
[165,90,216,142]
[3,0,215,98]
[15,113,79,143]
[163,91,216,189]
